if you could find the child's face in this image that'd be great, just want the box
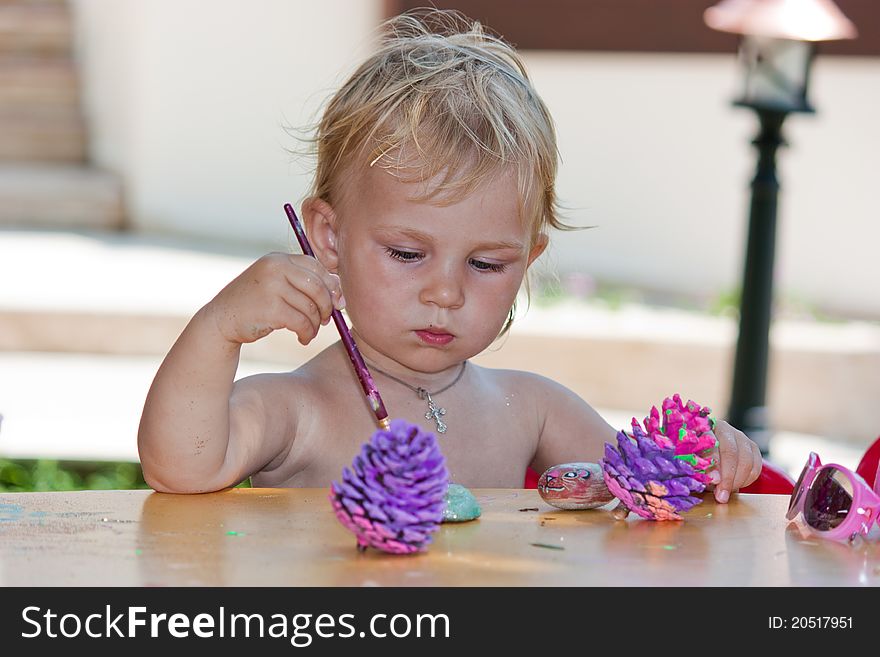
[331,164,544,373]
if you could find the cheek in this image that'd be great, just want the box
[338,255,410,319]
[465,277,521,337]
[477,267,526,308]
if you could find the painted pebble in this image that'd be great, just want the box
[537,462,615,510]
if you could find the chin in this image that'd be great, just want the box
[395,346,466,372]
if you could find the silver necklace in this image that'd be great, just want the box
[364,361,467,434]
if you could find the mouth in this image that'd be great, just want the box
[415,329,454,346]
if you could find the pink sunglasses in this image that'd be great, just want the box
[786,452,880,542]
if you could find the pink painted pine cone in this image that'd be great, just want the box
[600,394,718,521]
[330,419,448,554]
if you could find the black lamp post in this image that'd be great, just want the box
[704,0,856,454]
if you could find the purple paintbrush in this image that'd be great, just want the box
[283,203,390,430]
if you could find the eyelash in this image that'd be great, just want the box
[385,247,422,262]
[470,259,507,273]
[384,247,508,273]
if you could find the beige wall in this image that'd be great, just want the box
[527,52,880,319]
[71,1,880,318]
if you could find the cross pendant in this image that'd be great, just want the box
[422,391,447,434]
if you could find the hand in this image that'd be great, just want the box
[709,420,763,503]
[206,252,344,346]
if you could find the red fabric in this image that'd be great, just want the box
[856,436,880,489]
[524,466,539,489]
[740,459,795,495]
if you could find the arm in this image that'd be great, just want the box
[137,253,343,493]
[530,376,763,502]
[529,375,618,475]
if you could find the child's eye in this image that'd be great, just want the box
[469,259,507,273]
[385,247,423,262]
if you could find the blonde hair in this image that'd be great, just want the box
[309,8,565,249]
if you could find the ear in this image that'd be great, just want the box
[526,233,548,267]
[301,197,340,272]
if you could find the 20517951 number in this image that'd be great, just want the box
[791,617,852,629]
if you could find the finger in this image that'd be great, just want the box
[708,467,721,486]
[715,424,739,503]
[288,253,340,292]
[732,434,755,492]
[248,263,324,333]
[745,439,763,488]
[328,273,345,309]
[269,295,321,345]
[286,255,345,311]
[282,265,336,322]
[283,286,325,329]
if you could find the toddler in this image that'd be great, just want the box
[138,10,761,499]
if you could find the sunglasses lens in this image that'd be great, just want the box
[804,467,853,531]
[788,460,811,514]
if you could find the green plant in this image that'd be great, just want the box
[533,277,566,306]
[708,287,742,317]
[0,459,252,492]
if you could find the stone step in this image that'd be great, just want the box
[0,110,86,161]
[0,3,72,59]
[1,304,878,444]
[0,164,123,228]
[0,230,877,445]
[0,59,79,109]
[0,0,66,5]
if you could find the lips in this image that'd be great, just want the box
[415,329,454,346]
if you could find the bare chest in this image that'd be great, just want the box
[255,382,539,489]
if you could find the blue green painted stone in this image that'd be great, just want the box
[442,484,481,522]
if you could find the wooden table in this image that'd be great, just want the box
[0,488,877,586]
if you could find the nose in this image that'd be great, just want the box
[418,261,464,309]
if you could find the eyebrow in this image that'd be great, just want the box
[374,225,526,252]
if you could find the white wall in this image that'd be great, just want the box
[71,1,880,317]
[71,0,384,249]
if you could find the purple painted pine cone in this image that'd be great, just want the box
[330,419,448,554]
[600,395,718,521]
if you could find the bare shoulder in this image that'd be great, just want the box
[474,365,585,407]
[227,349,339,475]
[231,368,319,411]
[474,365,616,470]
[231,346,343,420]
